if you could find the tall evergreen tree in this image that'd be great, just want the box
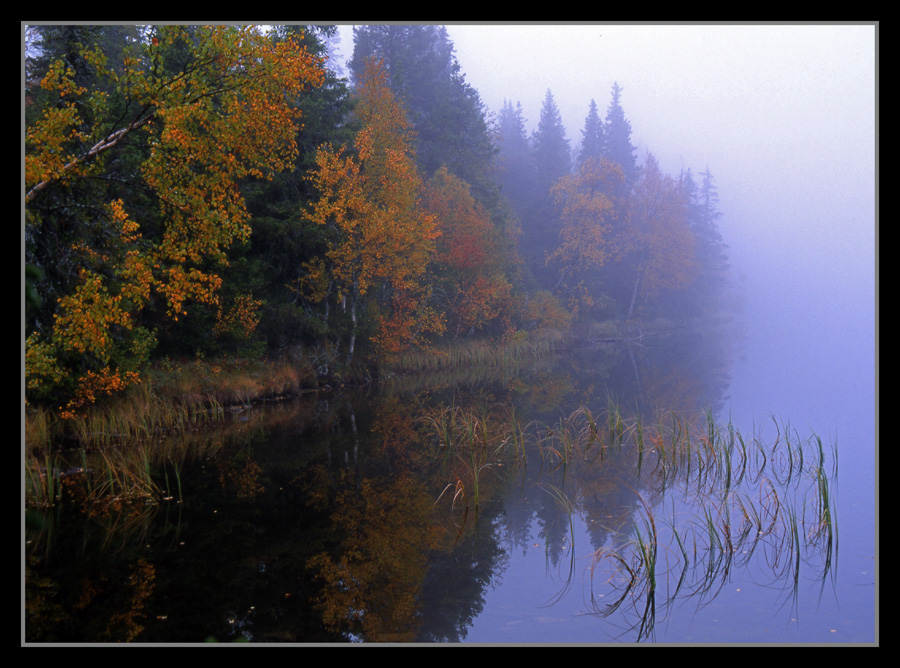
[694,167,730,297]
[240,25,355,350]
[531,88,571,192]
[495,99,537,219]
[603,82,639,190]
[519,89,571,292]
[577,99,605,167]
[348,25,496,203]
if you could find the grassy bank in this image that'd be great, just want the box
[23,333,560,450]
[24,351,327,451]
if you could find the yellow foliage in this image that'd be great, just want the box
[25,26,326,408]
[59,367,142,420]
[213,294,263,338]
[548,157,623,278]
[306,58,442,357]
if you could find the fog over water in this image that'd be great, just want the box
[334,25,878,630]
[336,21,877,437]
[23,23,876,644]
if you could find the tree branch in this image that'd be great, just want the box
[25,109,155,204]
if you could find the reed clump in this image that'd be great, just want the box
[382,334,561,378]
[421,400,839,639]
[24,354,319,451]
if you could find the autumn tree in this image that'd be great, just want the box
[424,167,514,338]
[25,25,325,411]
[620,153,697,318]
[305,58,443,363]
[547,157,624,316]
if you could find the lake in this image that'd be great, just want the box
[23,290,876,644]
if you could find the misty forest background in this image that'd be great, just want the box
[24,25,732,416]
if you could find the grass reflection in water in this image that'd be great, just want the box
[423,403,838,642]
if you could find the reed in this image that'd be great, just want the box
[435,477,470,516]
[383,336,559,377]
[91,443,163,507]
[423,404,504,514]
[421,399,840,623]
[503,405,529,462]
[632,495,658,594]
[24,448,61,509]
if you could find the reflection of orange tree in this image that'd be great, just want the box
[307,472,441,642]
[216,453,266,501]
[101,558,157,642]
[507,369,573,414]
[26,555,157,643]
[639,368,705,417]
[372,396,433,469]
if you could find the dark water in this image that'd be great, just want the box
[24,308,876,644]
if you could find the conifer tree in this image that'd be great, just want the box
[532,89,571,192]
[523,89,571,291]
[577,99,606,167]
[495,99,537,219]
[688,167,730,313]
[348,25,496,202]
[603,82,639,190]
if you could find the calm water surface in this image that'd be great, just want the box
[25,302,876,645]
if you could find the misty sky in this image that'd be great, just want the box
[333,22,875,289]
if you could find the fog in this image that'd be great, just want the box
[335,22,877,434]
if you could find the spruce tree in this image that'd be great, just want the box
[577,99,606,167]
[348,25,496,203]
[525,89,571,291]
[603,82,639,190]
[532,88,571,192]
[495,99,537,219]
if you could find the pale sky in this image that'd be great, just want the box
[334,22,877,306]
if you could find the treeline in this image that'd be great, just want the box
[24,24,730,414]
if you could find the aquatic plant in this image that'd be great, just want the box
[421,399,841,641]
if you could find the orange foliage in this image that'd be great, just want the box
[424,167,513,336]
[625,153,697,300]
[548,157,624,283]
[213,294,264,339]
[306,59,443,357]
[59,367,143,420]
[25,26,325,407]
[307,473,439,641]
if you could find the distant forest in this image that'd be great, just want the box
[24,24,731,411]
